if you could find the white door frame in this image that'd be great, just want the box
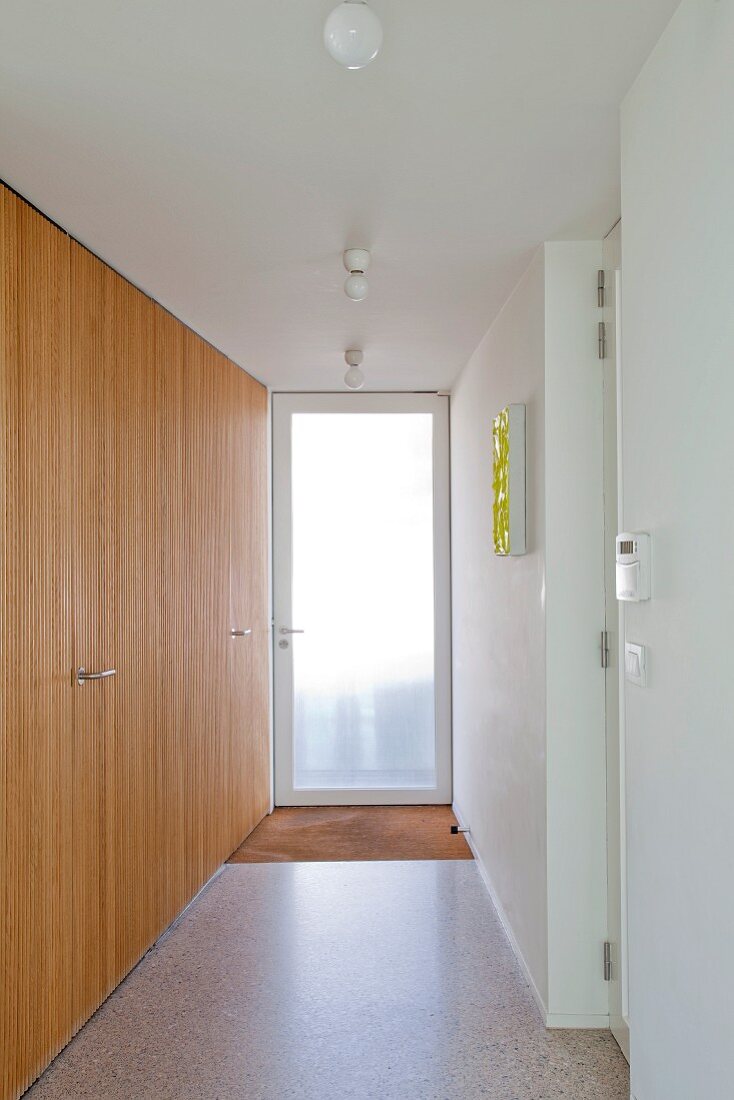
[603,225,630,1060]
[272,392,452,806]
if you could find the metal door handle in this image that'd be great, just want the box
[230,629,252,637]
[76,667,116,687]
[279,627,305,635]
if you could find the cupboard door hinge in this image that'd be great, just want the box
[601,630,610,669]
[598,321,607,360]
[597,269,606,308]
[603,941,613,982]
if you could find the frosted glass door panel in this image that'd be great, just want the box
[291,413,436,790]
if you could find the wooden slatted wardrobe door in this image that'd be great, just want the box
[0,193,74,1099]
[1,183,273,1098]
[245,378,271,833]
[181,333,232,882]
[229,369,270,850]
[105,264,161,975]
[249,380,271,830]
[153,304,191,924]
[70,244,162,1027]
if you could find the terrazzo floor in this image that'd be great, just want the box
[26,861,629,1099]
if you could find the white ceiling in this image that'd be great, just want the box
[0,1,678,392]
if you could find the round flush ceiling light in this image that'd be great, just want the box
[344,349,365,390]
[343,248,370,301]
[324,1,383,70]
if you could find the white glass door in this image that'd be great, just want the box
[273,394,451,805]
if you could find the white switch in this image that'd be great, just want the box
[625,642,646,687]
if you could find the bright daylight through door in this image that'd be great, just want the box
[273,394,451,806]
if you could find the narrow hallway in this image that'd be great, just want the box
[27,862,629,1099]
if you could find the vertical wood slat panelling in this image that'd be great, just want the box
[230,376,271,846]
[72,249,162,1030]
[182,334,232,890]
[247,381,271,831]
[229,371,253,850]
[154,305,190,923]
[106,267,160,982]
[70,241,112,1028]
[1,185,270,1100]
[0,193,74,1100]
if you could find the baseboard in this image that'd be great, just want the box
[154,864,225,947]
[545,1012,610,1028]
[453,802,615,1032]
[452,801,549,1026]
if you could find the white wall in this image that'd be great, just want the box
[451,243,608,1021]
[451,249,549,1007]
[621,2,734,1097]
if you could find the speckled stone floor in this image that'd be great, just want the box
[26,862,629,1099]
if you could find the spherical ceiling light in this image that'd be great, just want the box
[344,349,365,390]
[343,247,370,301]
[324,1,383,70]
[344,272,369,301]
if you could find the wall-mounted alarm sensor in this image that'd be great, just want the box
[616,532,651,602]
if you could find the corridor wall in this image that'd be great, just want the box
[451,241,608,1026]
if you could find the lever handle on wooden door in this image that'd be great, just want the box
[76,667,116,687]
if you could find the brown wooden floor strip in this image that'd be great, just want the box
[227,805,473,863]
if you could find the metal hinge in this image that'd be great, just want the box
[598,321,607,360]
[600,630,610,669]
[604,941,613,982]
[597,269,606,308]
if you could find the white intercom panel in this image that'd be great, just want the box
[616,532,651,602]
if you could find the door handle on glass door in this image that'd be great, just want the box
[279,627,305,635]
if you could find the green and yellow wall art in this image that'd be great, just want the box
[492,403,526,556]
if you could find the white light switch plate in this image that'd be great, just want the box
[625,642,646,687]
